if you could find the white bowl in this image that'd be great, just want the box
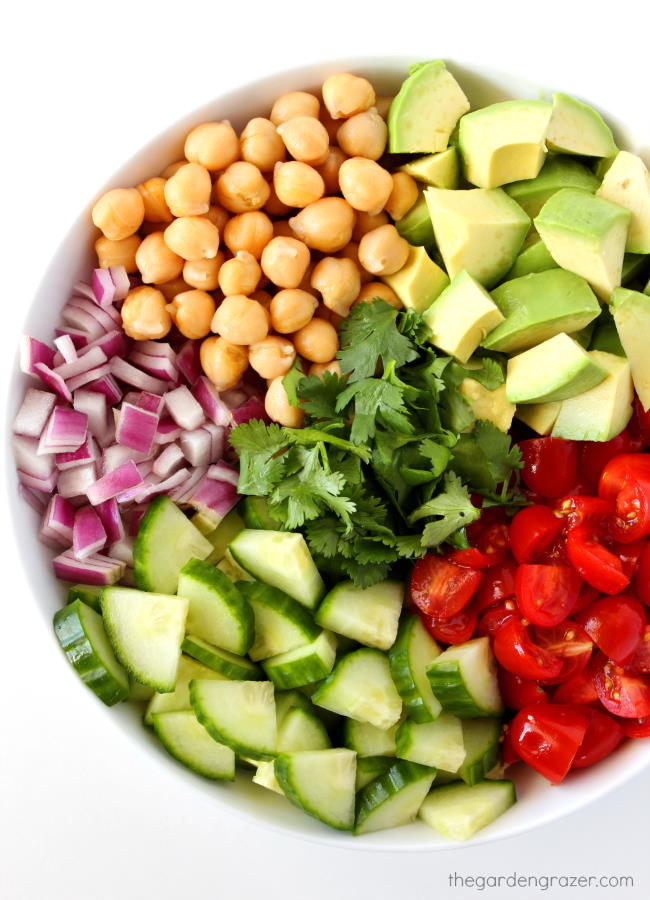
[6,56,650,851]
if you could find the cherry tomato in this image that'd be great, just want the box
[422,601,479,645]
[635,542,650,606]
[501,725,521,766]
[498,667,549,710]
[572,584,601,615]
[475,558,518,612]
[476,598,518,638]
[555,495,616,535]
[449,521,509,569]
[519,438,578,499]
[409,555,482,619]
[591,651,650,718]
[515,564,582,627]
[572,709,624,769]
[610,538,646,579]
[599,454,650,502]
[629,395,650,448]
[619,716,650,738]
[509,703,590,783]
[625,625,650,675]
[533,621,593,685]
[493,616,564,681]
[579,430,636,493]
[552,667,599,706]
[566,525,630,594]
[576,594,645,665]
[599,454,650,543]
[509,505,564,564]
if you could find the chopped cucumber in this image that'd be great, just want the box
[205,508,245,564]
[177,559,254,656]
[190,679,277,760]
[241,497,282,530]
[344,719,398,758]
[191,510,220,536]
[101,587,188,692]
[217,549,255,583]
[275,689,312,725]
[315,580,403,651]
[128,678,155,702]
[253,760,284,794]
[182,634,263,680]
[389,615,442,723]
[229,529,325,610]
[238,581,321,662]
[396,712,466,771]
[53,599,129,706]
[426,637,503,718]
[312,649,403,729]
[134,496,213,594]
[457,719,502,786]
[355,756,393,792]
[67,584,102,612]
[419,779,516,841]
[262,631,337,689]
[151,710,235,781]
[144,655,226,725]
[354,760,436,835]
[274,749,357,831]
[278,706,331,751]
[434,768,462,785]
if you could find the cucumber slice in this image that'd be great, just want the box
[151,710,235,780]
[314,580,403,651]
[129,678,155,702]
[311,649,403,729]
[278,706,331,751]
[217,549,255,583]
[355,756,393,791]
[238,581,321,662]
[419,779,516,841]
[229,529,325,609]
[354,760,436,835]
[457,719,502,786]
[205,507,245,564]
[190,679,277,760]
[396,712,466,771]
[275,689,312,725]
[426,637,503,718]
[144,655,226,725]
[389,615,442,723]
[53,599,129,706]
[274,749,357,831]
[134,496,213,594]
[178,559,254,656]
[191,510,221,536]
[262,631,337,689]
[241,496,282,530]
[67,584,102,612]
[101,587,188,692]
[344,719,398,758]
[182,634,262,680]
[434,768,462,785]
[253,760,284,794]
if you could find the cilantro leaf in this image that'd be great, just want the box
[337,299,418,383]
[228,421,288,495]
[282,358,306,408]
[269,446,356,530]
[419,438,453,477]
[451,420,522,495]
[298,371,345,419]
[337,378,411,444]
[408,473,481,547]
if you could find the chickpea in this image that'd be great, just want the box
[352,209,389,242]
[270,289,318,333]
[157,276,191,302]
[260,236,311,289]
[223,211,273,258]
[264,180,293,217]
[319,106,341,144]
[167,289,216,339]
[276,117,329,166]
[289,197,355,253]
[338,242,372,284]
[137,177,173,223]
[211,294,268,345]
[95,234,141,272]
[274,161,325,208]
[183,254,224,291]
[204,204,230,231]
[337,108,387,160]
[240,117,285,172]
[92,188,145,241]
[322,73,375,119]
[273,219,295,239]
[121,286,172,340]
[218,251,261,296]
[293,318,339,363]
[311,257,360,316]
[200,336,249,391]
[184,121,240,171]
[309,359,342,378]
[356,281,402,309]
[215,161,270,213]
[135,232,184,284]
[160,160,186,178]
[248,335,296,379]
[164,163,212,217]
[316,147,347,195]
[385,172,419,221]
[270,91,320,126]
[358,224,410,276]
[265,376,304,428]
[164,216,220,261]
[338,158,393,215]
[250,289,273,309]
[298,260,318,297]
[375,96,393,119]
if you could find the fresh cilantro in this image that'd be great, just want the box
[336,378,412,444]
[409,473,481,547]
[270,446,356,530]
[228,421,288,495]
[451,420,522,496]
[298,371,345,419]
[337,300,418,383]
[282,358,306,408]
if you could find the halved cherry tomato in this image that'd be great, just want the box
[515,564,582,627]
[448,522,509,569]
[555,495,616,535]
[476,598,517,638]
[498,667,549,710]
[509,505,563,564]
[566,525,630,594]
[572,584,601,615]
[493,616,564,681]
[501,725,521,766]
[610,538,646,579]
[409,555,482,619]
[552,667,599,706]
[599,455,650,543]
[572,709,624,769]
[591,651,650,718]
[634,542,650,606]
[579,430,636,494]
[475,558,518,612]
[576,594,645,665]
[625,625,650,675]
[533,621,593,685]
[598,454,650,502]
[619,716,650,738]
[422,601,479,645]
[519,438,578,499]
[509,703,590,783]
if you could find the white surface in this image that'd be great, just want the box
[2,0,650,896]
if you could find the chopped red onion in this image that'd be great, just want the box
[95,497,125,544]
[54,334,78,363]
[222,387,250,409]
[110,357,167,394]
[61,304,105,340]
[133,468,190,503]
[136,391,164,415]
[165,385,205,431]
[38,407,88,455]
[73,506,107,559]
[66,362,112,393]
[129,349,179,382]
[40,495,76,548]
[176,339,202,385]
[86,373,123,406]
[87,459,142,506]
[192,376,232,426]
[108,265,130,302]
[57,463,97,499]
[153,417,183,445]
[19,484,47,514]
[202,423,225,461]
[153,443,185,478]
[102,443,152,474]
[187,475,238,527]
[170,465,208,502]
[13,435,56,479]
[53,345,108,380]
[13,389,57,438]
[207,460,239,486]
[67,295,120,331]
[80,330,126,361]
[91,268,116,308]
[20,336,55,375]
[72,281,97,302]
[18,468,58,493]
[73,390,108,438]
[180,428,211,468]
[56,436,98,471]
[52,549,125,586]
[116,402,159,455]
[231,395,270,425]
[55,328,89,350]
[33,363,73,401]
[126,506,147,537]
[109,537,134,567]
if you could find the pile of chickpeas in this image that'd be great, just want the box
[91,73,420,427]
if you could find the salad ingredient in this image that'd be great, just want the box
[269,288,317,332]
[509,703,590,783]
[92,188,145,241]
[261,630,337,689]
[611,287,650,410]
[217,252,262,296]
[493,617,564,681]
[315,580,403,651]
[200,336,249,390]
[164,163,212,217]
[274,160,325,208]
[289,197,356,252]
[95,233,141,271]
[336,107,388,160]
[339,158,393,214]
[277,116,330,166]
[395,194,435,247]
[506,333,607,404]
[456,718,502,785]
[545,92,617,158]
[178,559,254,655]
[355,760,435,835]
[519,437,578,498]
[223,211,273,258]
[597,151,650,254]
[135,232,184,285]
[384,244,449,313]
[398,147,459,190]
[212,294,268,345]
[385,172,419,221]
[552,351,633,442]
[311,257,360,316]
[190,679,276,759]
[578,594,645,664]
[509,505,563,562]
[184,121,240,171]
[571,709,624,769]
[355,757,393,791]
[164,215,220,261]
[144,655,226,725]
[275,749,357,830]
[151,710,236,780]
[322,73,374,120]
[426,637,503,717]
[514,565,582,627]
[238,581,321,661]
[181,634,262,680]
[215,161,271,213]
[591,652,650,718]
[277,706,331,752]
[240,118,286,171]
[264,376,305,427]
[357,223,410,276]
[312,648,403,728]
[167,289,216,339]
[230,530,325,608]
[389,615,442,722]
[410,555,482,619]
[344,720,398,758]
[261,236,311,289]
[567,526,630,593]
[418,780,516,841]
[505,155,600,219]
[271,91,320,125]
[396,712,465,771]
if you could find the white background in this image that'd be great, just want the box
[2,1,650,897]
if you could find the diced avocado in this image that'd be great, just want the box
[596,151,650,254]
[505,155,600,219]
[622,254,649,286]
[459,100,552,189]
[590,320,625,357]
[572,320,597,349]
[594,156,617,180]
[516,402,562,435]
[399,147,459,189]
[459,376,515,433]
[388,60,470,153]
[384,245,449,314]
[483,269,601,353]
[506,333,608,404]
[425,187,530,288]
[552,351,633,442]
[395,193,435,248]
[612,287,650,409]
[546,92,618,158]
[504,237,558,279]
[535,188,631,301]
[423,271,504,363]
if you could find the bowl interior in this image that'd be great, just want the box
[6,56,649,851]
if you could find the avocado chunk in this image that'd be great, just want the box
[458,100,552,189]
[505,237,558,279]
[506,333,608,404]
[384,245,449,314]
[482,269,601,353]
[552,351,633,442]
[459,377,515,433]
[546,93,618,158]
[505,155,600,219]
[388,61,470,154]
[399,148,459,189]
[423,270,504,363]
[596,151,650,254]
[612,287,650,410]
[425,187,530,288]
[590,320,625,357]
[395,193,435,248]
[516,402,562,436]
[535,188,631,301]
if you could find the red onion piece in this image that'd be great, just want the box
[110,357,167,394]
[72,281,97,302]
[20,336,55,375]
[165,385,205,431]
[13,435,56,479]
[67,295,121,330]
[109,537,134,567]
[40,495,76,548]
[179,428,211,468]
[33,363,73,401]
[133,468,190,503]
[136,391,164,415]
[152,443,185,478]
[73,390,108,438]
[66,363,112,393]
[61,304,105,340]
[56,436,98,471]
[73,506,107,559]
[38,407,88,455]
[19,484,47,514]
[54,334,78,363]
[170,465,208,502]
[231,395,270,425]
[57,463,97,499]
[55,328,89,350]
[95,497,125,544]
[202,423,226,461]
[53,345,108,380]
[80,330,126,361]
[176,340,202,385]
[13,389,57,438]
[187,475,238,527]
[102,443,152,474]
[222,387,250,410]
[52,550,125,586]
[86,373,123,406]
[126,506,147,537]
[153,417,183,445]
[18,468,58,493]
[87,459,142,505]
[207,460,239,486]
[108,266,130,302]
[192,376,232,426]
[116,402,159,455]
[129,350,179,382]
[91,268,116,308]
